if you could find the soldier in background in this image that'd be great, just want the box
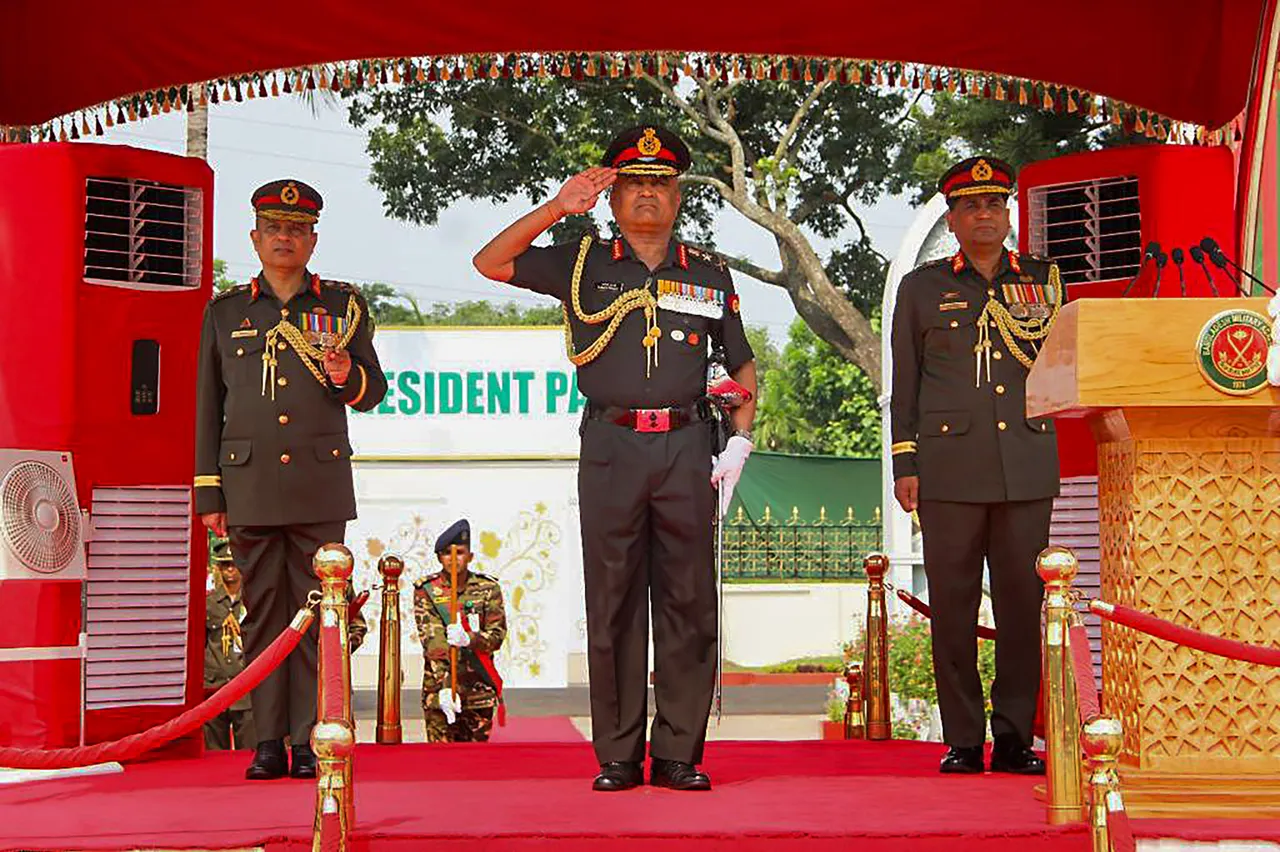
[413,520,508,742]
[890,157,1060,776]
[204,538,255,751]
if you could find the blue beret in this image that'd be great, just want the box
[435,519,471,554]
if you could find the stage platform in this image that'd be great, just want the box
[3,721,1279,852]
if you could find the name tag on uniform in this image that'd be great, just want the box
[939,301,968,312]
[656,279,724,319]
[594,281,622,293]
[231,329,258,338]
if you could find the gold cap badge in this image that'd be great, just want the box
[971,159,993,182]
[636,128,662,157]
[280,183,300,205]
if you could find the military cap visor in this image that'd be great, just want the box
[252,179,323,223]
[211,539,233,563]
[603,126,690,176]
[435,519,471,554]
[939,157,1015,200]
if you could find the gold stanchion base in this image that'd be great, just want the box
[866,723,891,741]
[1118,769,1280,818]
[376,725,402,744]
[1032,782,1086,825]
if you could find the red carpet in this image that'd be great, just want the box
[0,736,1093,852]
[488,714,586,742]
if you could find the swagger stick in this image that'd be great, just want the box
[448,544,462,699]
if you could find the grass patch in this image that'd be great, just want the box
[723,655,844,674]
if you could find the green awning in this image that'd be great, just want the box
[729,451,881,525]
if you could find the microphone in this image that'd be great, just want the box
[1121,241,1161,297]
[1171,248,1187,297]
[1152,249,1168,298]
[1200,236,1277,296]
[1189,245,1219,296]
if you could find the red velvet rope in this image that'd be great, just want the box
[895,589,998,640]
[1109,798,1136,852]
[1090,601,1280,668]
[1069,622,1100,723]
[0,607,313,770]
[318,809,344,852]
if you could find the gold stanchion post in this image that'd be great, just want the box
[843,661,865,739]
[1037,545,1085,825]
[376,554,405,745]
[1082,717,1124,852]
[312,543,355,850]
[863,553,890,740]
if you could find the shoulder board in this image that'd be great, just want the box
[320,279,362,296]
[684,244,728,273]
[471,571,499,584]
[916,257,951,271]
[210,284,249,303]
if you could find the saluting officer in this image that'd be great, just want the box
[194,179,387,781]
[890,157,1061,776]
[474,125,757,792]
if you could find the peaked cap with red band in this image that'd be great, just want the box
[252,178,324,224]
[939,156,1015,202]
[602,125,691,177]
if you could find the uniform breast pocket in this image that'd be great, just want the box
[224,337,266,387]
[1026,417,1055,436]
[666,313,710,352]
[923,312,975,361]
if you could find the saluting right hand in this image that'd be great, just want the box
[554,167,617,216]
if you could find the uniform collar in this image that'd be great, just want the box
[609,235,690,270]
[950,249,1019,278]
[250,270,322,301]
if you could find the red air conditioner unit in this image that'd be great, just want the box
[0,143,212,755]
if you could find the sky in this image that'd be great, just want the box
[97,94,919,346]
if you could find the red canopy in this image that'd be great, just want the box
[0,0,1270,129]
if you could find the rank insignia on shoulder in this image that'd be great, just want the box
[212,284,249,303]
[684,244,728,273]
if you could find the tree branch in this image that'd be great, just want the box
[722,255,786,286]
[435,93,558,146]
[680,173,733,198]
[774,81,831,162]
[641,73,729,144]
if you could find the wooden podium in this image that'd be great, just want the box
[1027,298,1280,818]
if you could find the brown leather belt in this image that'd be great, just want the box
[589,403,705,433]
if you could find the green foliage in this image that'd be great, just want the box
[356,282,562,327]
[212,258,237,293]
[897,92,1133,205]
[850,615,996,707]
[755,318,880,456]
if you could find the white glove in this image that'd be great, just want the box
[446,618,471,648]
[438,688,462,724]
[710,435,753,518]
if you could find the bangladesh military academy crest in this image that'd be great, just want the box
[1196,308,1273,396]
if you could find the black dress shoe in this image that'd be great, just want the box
[989,735,1045,775]
[290,744,318,779]
[245,739,288,781]
[939,745,985,774]
[592,761,643,792]
[650,758,711,791]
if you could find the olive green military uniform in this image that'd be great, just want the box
[193,272,386,748]
[510,233,754,766]
[890,246,1061,748]
[413,571,507,742]
[204,584,256,750]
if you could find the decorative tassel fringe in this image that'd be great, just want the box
[2,51,1211,147]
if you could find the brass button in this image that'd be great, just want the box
[281,308,290,318]
[280,453,291,464]
[989,321,997,328]
[998,421,1008,431]
[278,414,290,425]
[993,351,1003,361]
[278,377,288,387]
[331,449,341,458]
[987,288,995,296]
[228,453,236,461]
[941,424,950,433]
[996,384,1006,395]
[278,342,287,351]
[235,347,244,357]
[949,320,959,328]
[1041,423,1048,432]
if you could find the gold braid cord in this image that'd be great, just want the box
[562,236,661,377]
[973,264,1062,386]
[261,295,362,398]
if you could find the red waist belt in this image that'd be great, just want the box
[590,403,704,433]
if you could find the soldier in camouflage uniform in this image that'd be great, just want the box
[412,520,508,742]
[204,538,256,750]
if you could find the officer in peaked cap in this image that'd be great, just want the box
[890,155,1061,776]
[193,177,387,781]
[412,519,508,743]
[473,123,758,792]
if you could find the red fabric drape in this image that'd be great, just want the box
[0,1,1269,128]
[1069,623,1100,724]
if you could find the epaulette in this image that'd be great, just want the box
[471,571,499,584]
[918,257,951,269]
[683,244,728,274]
[319,279,364,297]
[210,283,249,303]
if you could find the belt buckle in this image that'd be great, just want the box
[634,408,670,433]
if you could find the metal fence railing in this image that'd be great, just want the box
[723,505,882,581]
